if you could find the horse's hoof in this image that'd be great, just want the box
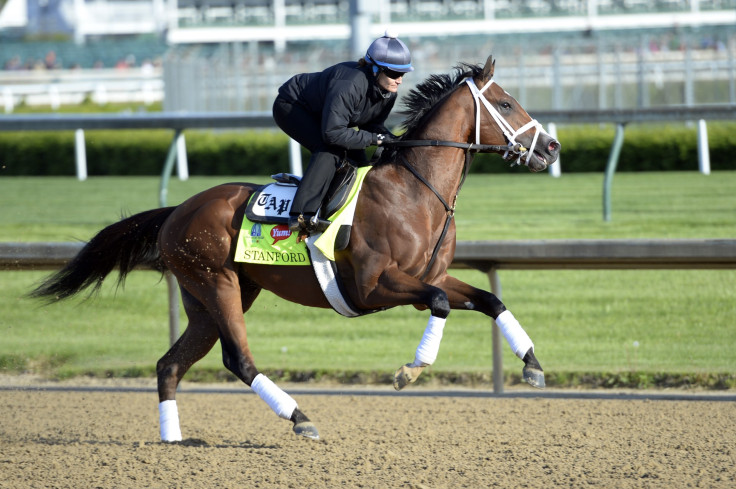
[393,363,425,391]
[523,366,546,389]
[293,421,320,440]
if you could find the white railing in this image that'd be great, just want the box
[1,105,731,181]
[3,239,735,392]
[0,68,164,113]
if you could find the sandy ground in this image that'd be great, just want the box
[0,376,734,488]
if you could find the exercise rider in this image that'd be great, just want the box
[272,30,413,235]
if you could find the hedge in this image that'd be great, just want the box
[472,122,736,173]
[1,123,734,176]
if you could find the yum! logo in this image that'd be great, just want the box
[270,225,292,245]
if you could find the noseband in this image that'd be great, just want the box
[465,77,547,167]
[384,76,548,167]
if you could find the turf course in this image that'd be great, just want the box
[1,172,734,388]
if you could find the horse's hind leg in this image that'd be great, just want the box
[213,293,320,440]
[172,266,319,440]
[156,287,220,441]
[157,280,318,441]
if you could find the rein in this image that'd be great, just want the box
[382,139,521,154]
[384,139,509,281]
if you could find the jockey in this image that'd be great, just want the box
[272,30,413,234]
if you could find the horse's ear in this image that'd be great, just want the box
[481,55,495,82]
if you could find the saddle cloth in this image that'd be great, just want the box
[234,167,372,316]
[244,178,297,225]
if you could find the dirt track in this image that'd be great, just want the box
[0,379,734,488]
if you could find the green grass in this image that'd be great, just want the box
[7,100,163,114]
[1,172,734,388]
[3,171,735,241]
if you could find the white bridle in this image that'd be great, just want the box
[466,77,548,167]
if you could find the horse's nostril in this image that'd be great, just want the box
[548,140,560,154]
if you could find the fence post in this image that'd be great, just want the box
[547,122,561,178]
[74,129,87,181]
[489,268,504,394]
[159,129,182,346]
[49,85,60,110]
[159,129,182,207]
[603,123,625,222]
[697,119,711,175]
[3,87,13,113]
[176,131,189,180]
[289,138,303,176]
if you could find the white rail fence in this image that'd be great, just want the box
[0,68,164,113]
[3,239,735,393]
[2,104,732,181]
[1,106,732,218]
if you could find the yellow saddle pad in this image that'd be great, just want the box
[234,166,371,265]
[234,222,310,265]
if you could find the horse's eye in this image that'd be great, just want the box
[500,101,512,110]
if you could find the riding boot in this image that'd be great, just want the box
[289,151,339,234]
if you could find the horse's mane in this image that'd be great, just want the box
[398,62,483,137]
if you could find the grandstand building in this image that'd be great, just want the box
[1,1,734,112]
[1,1,734,47]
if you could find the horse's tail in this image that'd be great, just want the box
[29,206,177,303]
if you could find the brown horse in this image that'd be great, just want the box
[31,56,560,442]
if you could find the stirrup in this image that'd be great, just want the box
[288,215,331,235]
[288,215,307,233]
[308,215,331,233]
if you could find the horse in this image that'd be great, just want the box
[31,55,560,442]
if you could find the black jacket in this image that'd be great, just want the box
[277,62,396,150]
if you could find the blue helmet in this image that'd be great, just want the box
[365,30,413,73]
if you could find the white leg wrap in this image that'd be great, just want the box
[251,373,298,420]
[495,310,534,359]
[158,400,183,442]
[411,315,446,367]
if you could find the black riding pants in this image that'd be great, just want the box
[272,95,342,216]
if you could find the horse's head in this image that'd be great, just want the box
[469,55,560,172]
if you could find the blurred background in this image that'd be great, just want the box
[1,0,735,113]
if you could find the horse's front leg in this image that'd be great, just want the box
[392,312,448,390]
[434,274,545,389]
[355,268,453,390]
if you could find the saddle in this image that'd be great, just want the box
[245,161,359,250]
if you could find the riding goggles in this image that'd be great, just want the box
[382,68,405,80]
